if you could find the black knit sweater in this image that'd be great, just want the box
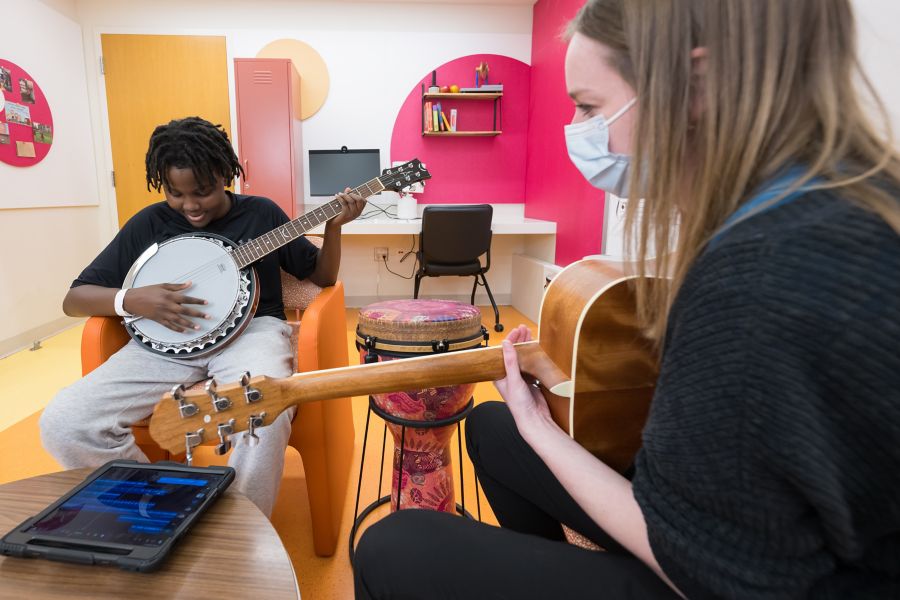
[632,190,900,599]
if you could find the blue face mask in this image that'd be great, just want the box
[564,97,637,197]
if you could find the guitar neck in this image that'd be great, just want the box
[148,340,570,454]
[232,177,385,269]
[279,339,569,401]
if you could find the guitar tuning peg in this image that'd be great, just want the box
[172,383,198,418]
[244,412,267,447]
[206,378,232,412]
[241,371,262,404]
[215,418,236,455]
[184,428,204,466]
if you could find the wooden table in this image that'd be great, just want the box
[0,469,300,599]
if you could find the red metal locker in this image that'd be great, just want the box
[234,58,303,218]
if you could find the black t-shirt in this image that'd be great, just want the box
[71,193,319,320]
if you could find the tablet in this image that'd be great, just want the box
[0,460,234,572]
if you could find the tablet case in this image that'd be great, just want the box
[0,460,234,572]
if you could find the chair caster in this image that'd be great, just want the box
[494,323,504,332]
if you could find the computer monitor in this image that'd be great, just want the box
[308,148,381,197]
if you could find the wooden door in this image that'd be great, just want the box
[101,34,231,227]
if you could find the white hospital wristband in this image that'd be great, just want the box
[114,288,133,317]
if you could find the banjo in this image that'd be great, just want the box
[122,158,431,357]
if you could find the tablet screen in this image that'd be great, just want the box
[25,466,228,547]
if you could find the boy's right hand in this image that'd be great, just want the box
[123,282,209,332]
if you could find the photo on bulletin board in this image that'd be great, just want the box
[18,78,35,104]
[0,66,11,92]
[5,101,31,126]
[16,140,35,158]
[32,122,51,144]
[0,122,9,145]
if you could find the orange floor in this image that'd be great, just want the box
[0,305,536,599]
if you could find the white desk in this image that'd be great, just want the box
[339,216,556,236]
[312,204,555,308]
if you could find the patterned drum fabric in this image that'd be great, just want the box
[357,299,486,513]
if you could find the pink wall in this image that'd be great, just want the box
[390,54,530,203]
[525,0,605,266]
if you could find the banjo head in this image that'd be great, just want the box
[124,233,257,357]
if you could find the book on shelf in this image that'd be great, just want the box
[441,111,451,132]
[424,101,433,132]
[449,108,457,132]
[459,84,503,93]
[433,102,440,131]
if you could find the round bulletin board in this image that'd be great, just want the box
[0,59,53,167]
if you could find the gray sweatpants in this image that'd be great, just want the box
[40,316,296,517]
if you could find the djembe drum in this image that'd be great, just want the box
[355,299,488,515]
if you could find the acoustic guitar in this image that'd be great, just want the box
[149,259,661,473]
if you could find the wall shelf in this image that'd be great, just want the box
[423,131,501,137]
[422,84,502,135]
[423,92,502,100]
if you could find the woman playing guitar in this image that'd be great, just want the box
[354,1,900,598]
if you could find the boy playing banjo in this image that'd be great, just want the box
[41,117,366,516]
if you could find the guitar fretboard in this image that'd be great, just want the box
[232,178,385,269]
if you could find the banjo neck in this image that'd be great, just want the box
[231,178,385,269]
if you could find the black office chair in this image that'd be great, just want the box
[414,204,503,332]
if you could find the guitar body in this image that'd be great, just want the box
[538,260,659,472]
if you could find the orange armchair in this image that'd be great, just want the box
[80,275,355,557]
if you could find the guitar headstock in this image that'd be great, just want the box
[148,373,289,455]
[379,158,431,193]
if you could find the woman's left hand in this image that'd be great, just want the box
[330,188,367,227]
[494,325,555,438]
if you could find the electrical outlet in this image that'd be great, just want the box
[374,247,388,261]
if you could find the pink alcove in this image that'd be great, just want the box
[524,0,607,266]
[390,54,531,204]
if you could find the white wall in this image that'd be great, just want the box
[599,2,900,261]
[852,0,900,145]
[0,0,104,356]
[74,0,534,306]
[75,0,533,206]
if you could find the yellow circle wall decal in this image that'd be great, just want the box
[256,39,329,120]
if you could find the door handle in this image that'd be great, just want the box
[243,159,250,188]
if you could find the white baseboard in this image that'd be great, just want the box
[0,316,84,359]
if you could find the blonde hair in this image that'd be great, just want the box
[570,0,900,343]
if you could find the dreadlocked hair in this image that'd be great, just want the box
[145,116,243,192]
